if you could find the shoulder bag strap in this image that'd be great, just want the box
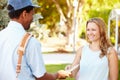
[16,33,32,79]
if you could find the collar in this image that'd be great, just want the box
[7,20,26,33]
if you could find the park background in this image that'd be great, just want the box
[0,0,120,80]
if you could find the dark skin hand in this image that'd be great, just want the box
[35,70,71,80]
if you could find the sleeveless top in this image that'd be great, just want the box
[78,45,109,80]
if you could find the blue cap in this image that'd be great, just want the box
[8,0,40,11]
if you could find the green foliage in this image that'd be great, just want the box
[35,0,59,36]
[36,0,69,37]
[0,0,9,31]
[82,0,120,23]
[37,0,60,24]
[36,0,68,23]
[109,21,120,44]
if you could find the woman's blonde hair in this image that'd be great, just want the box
[86,17,112,57]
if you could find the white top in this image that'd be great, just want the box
[78,45,109,80]
[0,21,46,80]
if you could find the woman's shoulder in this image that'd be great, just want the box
[77,45,84,51]
[77,44,89,52]
[107,47,118,59]
[107,47,116,54]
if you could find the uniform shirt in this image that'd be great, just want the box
[0,21,46,80]
[78,45,109,80]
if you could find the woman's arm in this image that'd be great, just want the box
[108,48,118,80]
[70,46,83,77]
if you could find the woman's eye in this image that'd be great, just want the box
[92,29,96,31]
[87,29,89,31]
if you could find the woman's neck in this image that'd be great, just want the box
[89,42,100,51]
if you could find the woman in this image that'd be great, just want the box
[66,17,118,80]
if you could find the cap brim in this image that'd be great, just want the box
[32,5,40,8]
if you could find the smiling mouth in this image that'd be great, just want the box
[88,35,94,38]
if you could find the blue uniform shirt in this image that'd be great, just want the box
[0,21,46,80]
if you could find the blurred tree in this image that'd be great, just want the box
[36,0,59,37]
[37,0,84,46]
[0,0,9,31]
[35,0,120,48]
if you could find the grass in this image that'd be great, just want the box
[46,60,120,80]
[46,64,74,80]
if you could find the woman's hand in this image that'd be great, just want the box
[65,65,72,71]
[57,70,71,79]
[65,65,73,77]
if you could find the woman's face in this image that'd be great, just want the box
[86,22,100,42]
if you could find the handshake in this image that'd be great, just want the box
[57,64,79,79]
[57,70,71,79]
